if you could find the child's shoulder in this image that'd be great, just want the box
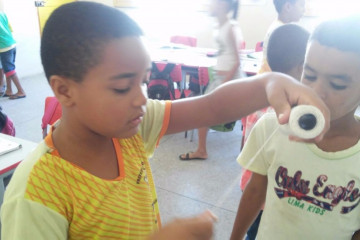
[257,111,277,124]
[4,141,53,198]
[250,111,281,136]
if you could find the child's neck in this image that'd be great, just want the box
[278,14,294,24]
[316,114,360,152]
[52,120,120,179]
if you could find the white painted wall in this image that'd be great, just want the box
[1,0,42,78]
[239,1,277,49]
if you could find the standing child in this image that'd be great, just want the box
[180,0,243,160]
[258,0,305,74]
[231,15,360,240]
[0,2,329,240]
[0,11,26,99]
[240,23,310,240]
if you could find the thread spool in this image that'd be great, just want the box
[280,105,325,139]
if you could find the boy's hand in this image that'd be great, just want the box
[147,210,217,240]
[265,72,330,142]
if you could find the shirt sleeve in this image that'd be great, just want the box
[1,198,68,239]
[139,99,171,156]
[237,113,276,175]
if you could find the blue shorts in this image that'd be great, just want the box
[0,48,16,77]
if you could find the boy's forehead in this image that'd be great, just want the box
[105,37,150,66]
[305,41,360,75]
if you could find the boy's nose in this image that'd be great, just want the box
[312,82,326,100]
[134,84,148,107]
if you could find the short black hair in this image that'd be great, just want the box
[41,1,143,82]
[273,0,298,14]
[310,15,360,56]
[267,24,310,73]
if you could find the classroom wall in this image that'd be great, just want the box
[238,1,277,49]
[0,0,42,78]
[0,0,315,78]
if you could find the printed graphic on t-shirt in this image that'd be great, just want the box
[274,166,360,215]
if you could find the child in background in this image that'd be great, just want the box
[1,2,329,240]
[258,0,305,74]
[231,15,360,240]
[180,0,242,160]
[0,11,26,99]
[240,24,310,240]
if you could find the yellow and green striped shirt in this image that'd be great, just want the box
[1,99,171,239]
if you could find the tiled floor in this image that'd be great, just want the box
[1,73,244,239]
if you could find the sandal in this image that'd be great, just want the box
[179,152,207,161]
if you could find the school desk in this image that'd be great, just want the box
[150,44,261,90]
[0,134,37,206]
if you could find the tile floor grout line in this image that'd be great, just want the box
[157,186,237,213]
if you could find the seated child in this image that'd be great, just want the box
[0,2,329,240]
[240,23,310,240]
[231,15,360,240]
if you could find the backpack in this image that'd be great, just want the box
[210,121,236,132]
[148,62,176,100]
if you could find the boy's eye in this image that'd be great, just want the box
[303,74,317,81]
[330,82,347,90]
[113,88,130,94]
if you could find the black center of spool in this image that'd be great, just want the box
[298,114,317,130]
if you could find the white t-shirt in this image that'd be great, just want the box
[238,113,360,239]
[214,19,243,71]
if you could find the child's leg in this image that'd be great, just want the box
[1,48,25,97]
[179,127,209,160]
[4,73,13,95]
[0,68,5,95]
[195,127,209,157]
[8,73,25,96]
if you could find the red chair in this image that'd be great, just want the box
[198,66,210,94]
[170,35,197,47]
[41,96,62,138]
[255,41,263,52]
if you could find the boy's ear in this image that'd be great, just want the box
[49,75,76,107]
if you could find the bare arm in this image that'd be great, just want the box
[230,172,267,240]
[146,211,216,240]
[166,72,330,142]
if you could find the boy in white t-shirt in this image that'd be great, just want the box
[259,0,305,73]
[231,15,360,240]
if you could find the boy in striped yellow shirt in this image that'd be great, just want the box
[1,2,329,239]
